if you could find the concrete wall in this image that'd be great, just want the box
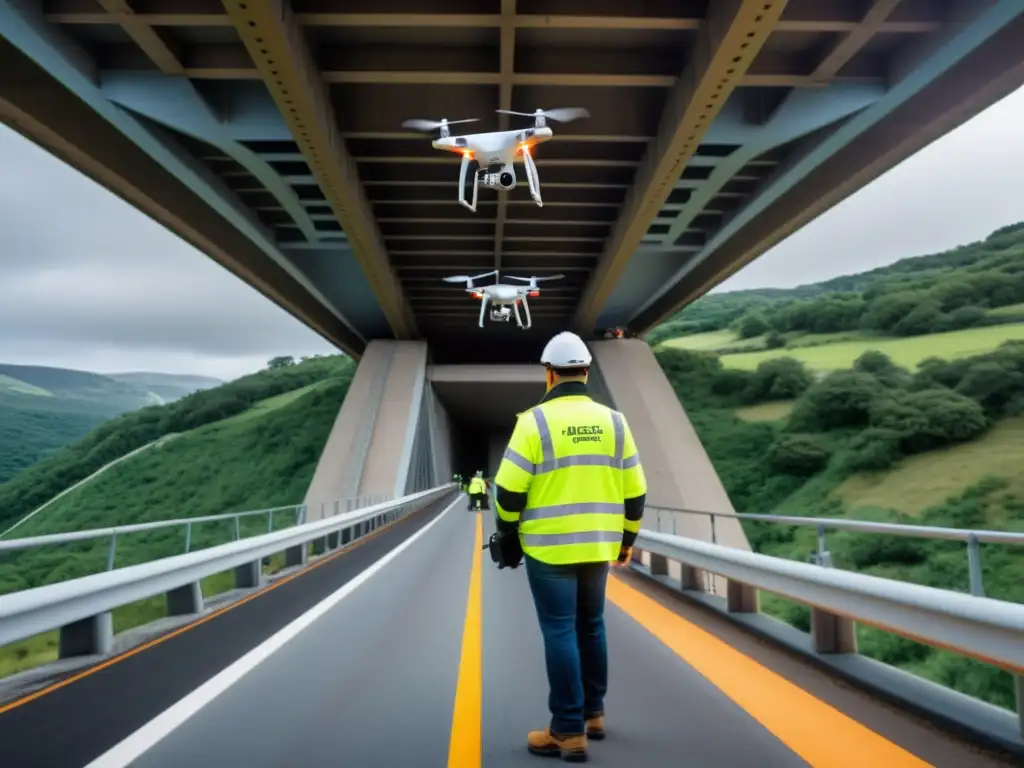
[358,341,428,500]
[303,341,393,521]
[591,339,750,553]
[426,382,453,484]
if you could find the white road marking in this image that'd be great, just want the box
[84,494,465,768]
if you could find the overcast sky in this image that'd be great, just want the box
[1,86,1022,381]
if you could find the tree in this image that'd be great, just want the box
[267,356,295,369]
[768,434,831,476]
[745,357,814,403]
[737,312,769,339]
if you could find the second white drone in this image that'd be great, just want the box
[402,108,589,211]
[443,271,565,329]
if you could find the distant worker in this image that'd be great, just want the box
[467,470,488,511]
[493,331,647,762]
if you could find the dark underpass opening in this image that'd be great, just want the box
[430,364,547,479]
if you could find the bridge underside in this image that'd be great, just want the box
[2,2,1023,360]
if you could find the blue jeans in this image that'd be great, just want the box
[524,555,609,735]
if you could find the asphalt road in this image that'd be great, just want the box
[1,494,1015,767]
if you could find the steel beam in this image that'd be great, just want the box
[493,0,516,273]
[221,0,416,340]
[0,1,366,353]
[0,38,365,357]
[631,6,1024,331]
[100,72,320,243]
[571,0,788,334]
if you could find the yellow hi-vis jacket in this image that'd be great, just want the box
[468,477,486,495]
[494,391,647,565]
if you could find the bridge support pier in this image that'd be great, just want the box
[811,608,858,654]
[58,612,113,659]
[235,561,261,590]
[167,582,203,616]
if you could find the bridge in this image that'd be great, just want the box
[2,0,1024,766]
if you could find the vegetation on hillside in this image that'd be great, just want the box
[653,340,1024,711]
[0,364,221,483]
[0,355,354,676]
[649,221,1024,347]
[0,355,353,533]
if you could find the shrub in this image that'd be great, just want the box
[841,427,904,473]
[744,357,814,403]
[788,371,881,431]
[768,434,831,476]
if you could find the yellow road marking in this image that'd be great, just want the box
[448,513,483,767]
[606,575,933,768]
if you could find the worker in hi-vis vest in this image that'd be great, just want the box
[467,470,488,511]
[494,331,647,762]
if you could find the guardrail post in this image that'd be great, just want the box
[680,564,705,592]
[106,532,117,571]
[284,543,307,568]
[1015,675,1023,738]
[59,613,113,658]
[233,515,241,541]
[267,511,274,534]
[811,608,858,654]
[235,561,261,590]
[167,582,203,616]
[967,534,985,597]
[185,521,192,553]
[816,524,833,568]
[649,551,669,576]
[726,580,758,613]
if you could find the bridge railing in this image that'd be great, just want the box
[630,528,1024,751]
[0,494,396,574]
[645,505,1024,597]
[0,484,455,660]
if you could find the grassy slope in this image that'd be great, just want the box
[0,364,220,484]
[665,323,1024,372]
[834,418,1024,517]
[0,375,351,677]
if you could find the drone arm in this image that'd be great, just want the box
[459,154,478,213]
[522,149,542,208]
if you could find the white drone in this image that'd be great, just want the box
[442,270,565,329]
[402,108,590,211]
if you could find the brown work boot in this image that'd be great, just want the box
[527,728,588,762]
[584,714,605,740]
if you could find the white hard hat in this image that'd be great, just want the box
[540,331,592,369]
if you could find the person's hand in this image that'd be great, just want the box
[612,545,632,567]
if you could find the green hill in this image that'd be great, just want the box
[0,355,354,677]
[106,372,222,402]
[649,220,1024,346]
[654,338,1024,713]
[0,364,223,484]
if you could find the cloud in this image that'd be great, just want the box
[717,84,1024,292]
[0,126,335,380]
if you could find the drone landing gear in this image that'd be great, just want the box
[521,148,543,208]
[460,154,479,212]
[513,297,533,330]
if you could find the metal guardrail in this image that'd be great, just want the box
[0,484,455,659]
[630,528,1024,744]
[646,505,1024,598]
[0,494,394,572]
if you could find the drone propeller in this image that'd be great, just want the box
[442,270,498,285]
[505,274,565,283]
[496,108,590,123]
[402,117,480,133]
